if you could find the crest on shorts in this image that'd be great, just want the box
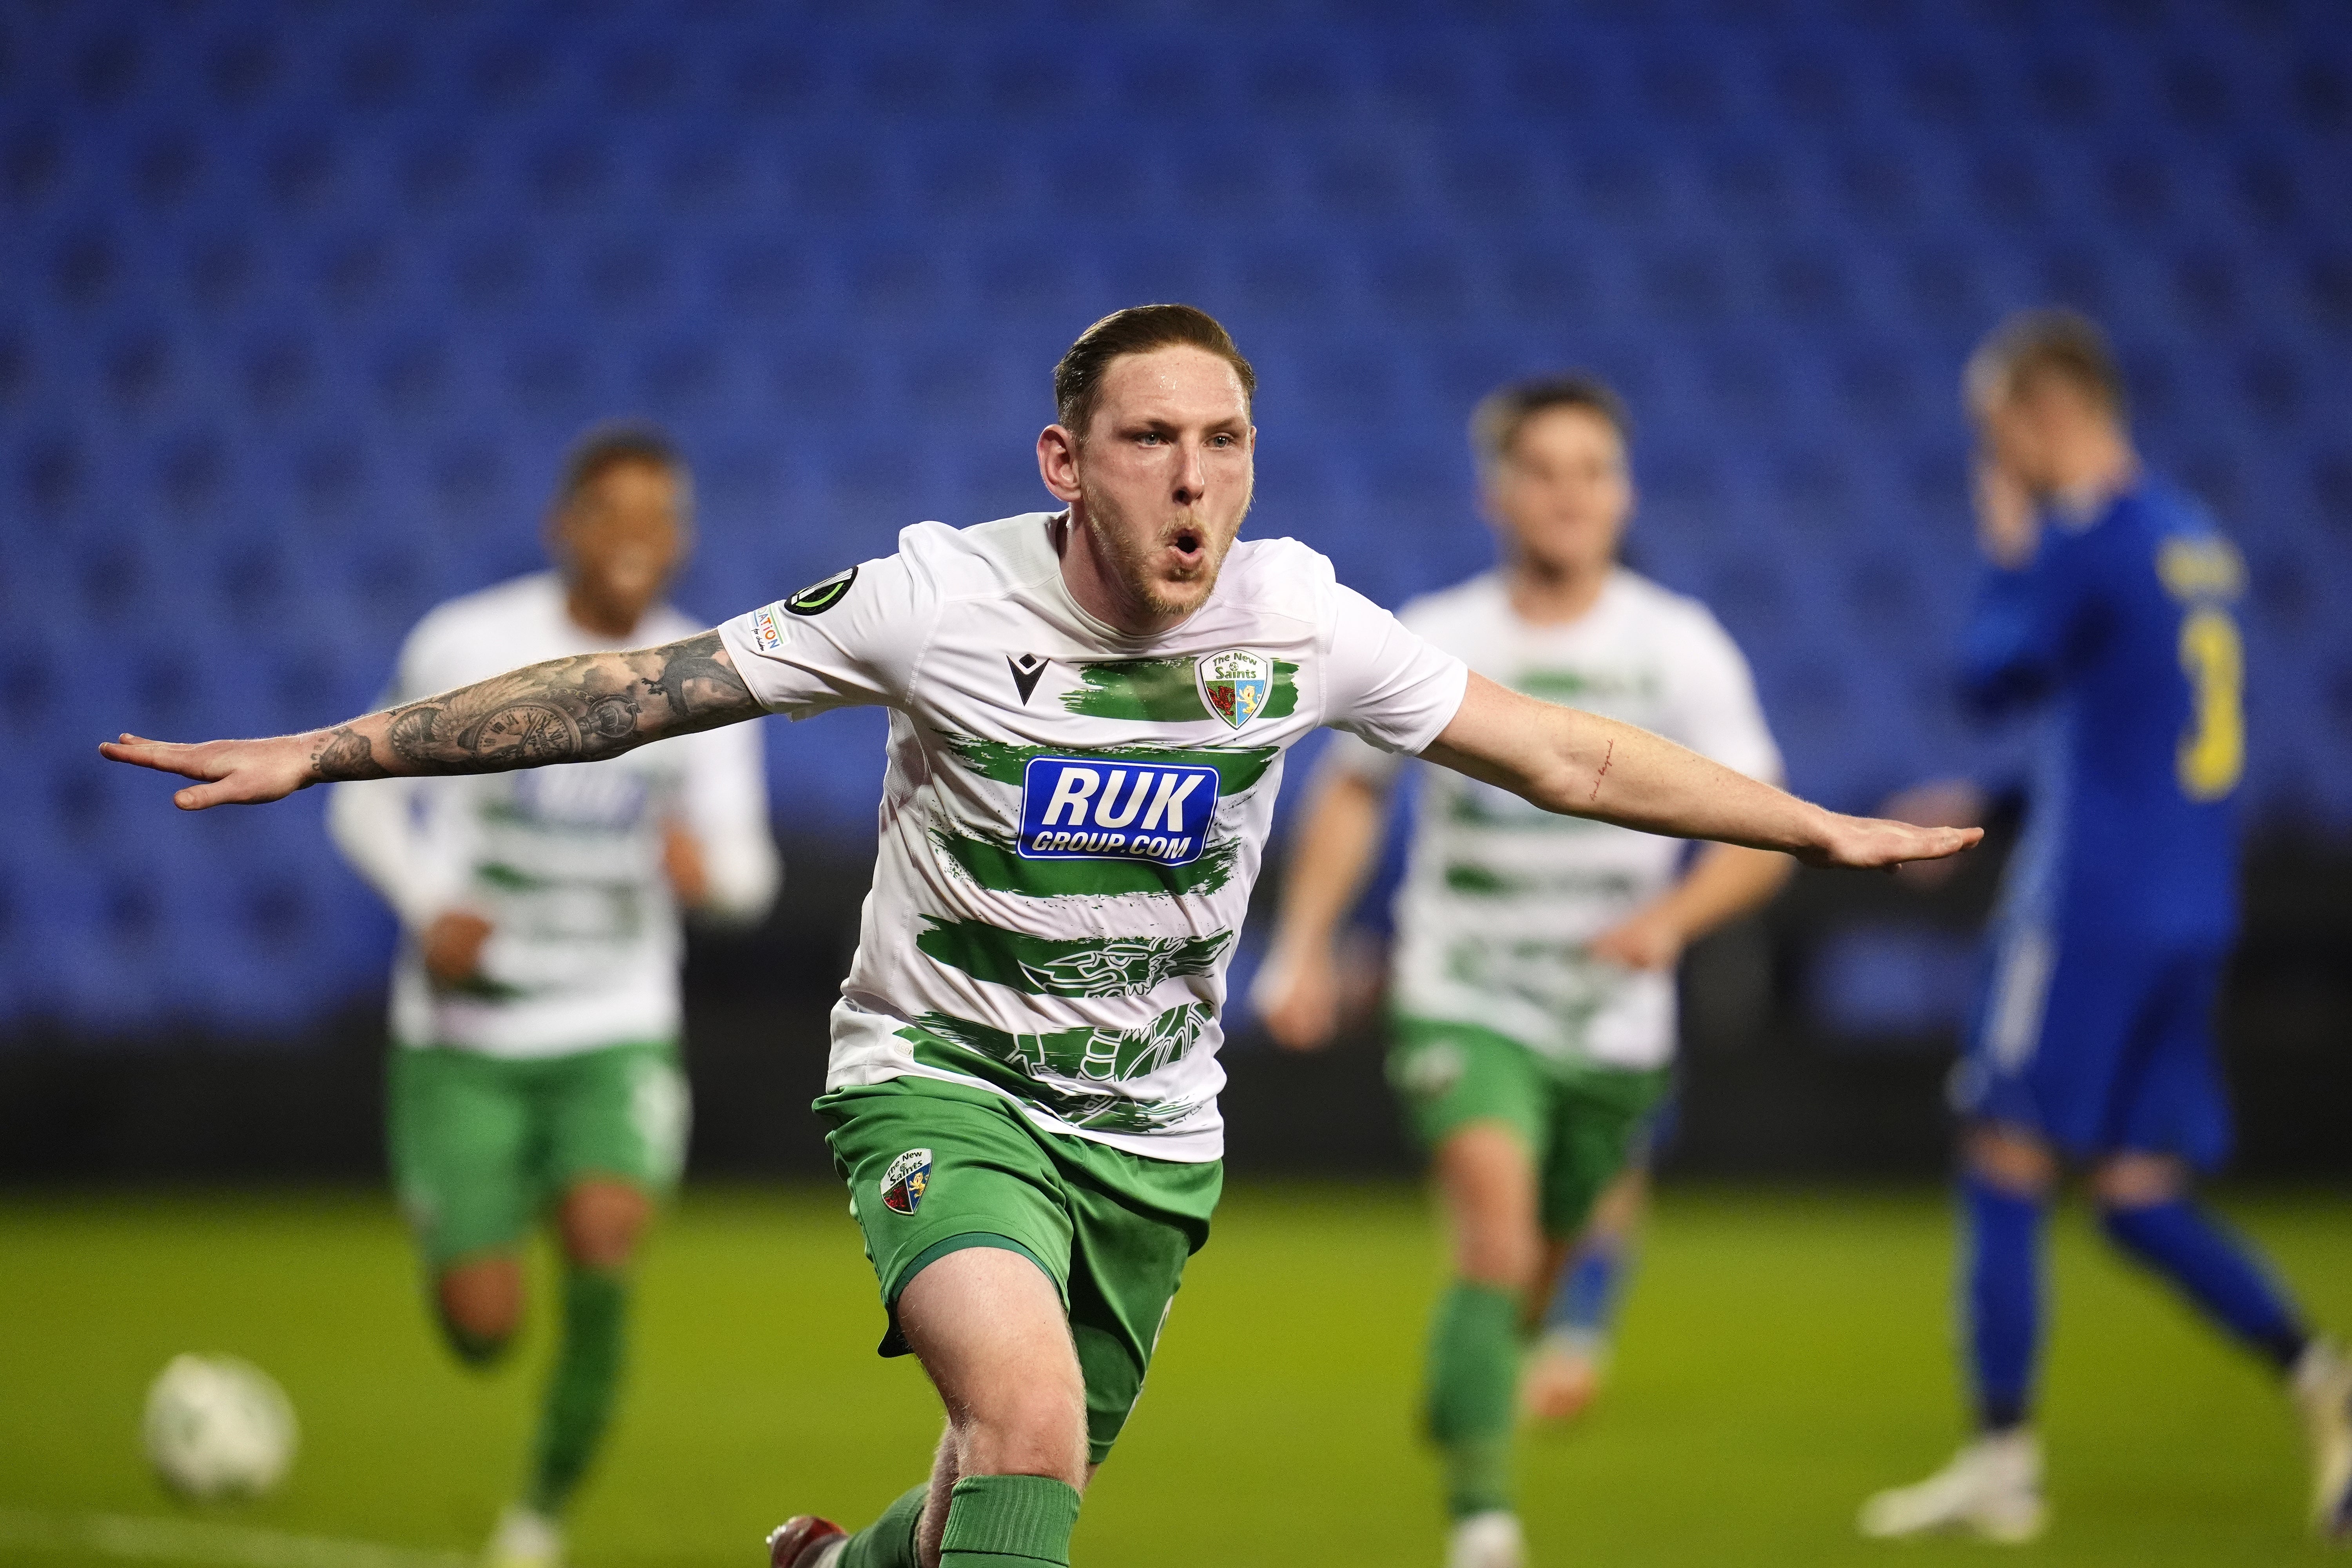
[880,1147,932,1215]
[1195,649,1272,731]
[785,565,858,617]
[1389,1042,1465,1100]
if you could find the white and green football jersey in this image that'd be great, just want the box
[1328,568,1780,1072]
[719,512,1468,1162]
[332,573,780,1060]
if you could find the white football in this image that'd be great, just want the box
[142,1354,298,1501]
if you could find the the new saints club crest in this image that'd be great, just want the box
[880,1147,931,1215]
[1196,648,1272,731]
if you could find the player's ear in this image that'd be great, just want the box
[1037,425,1084,503]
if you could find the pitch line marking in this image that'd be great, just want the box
[0,1508,470,1568]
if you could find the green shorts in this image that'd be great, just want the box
[816,1076,1221,1465]
[1388,1014,1670,1238]
[388,1040,689,1269]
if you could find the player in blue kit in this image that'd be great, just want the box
[1860,311,2352,1544]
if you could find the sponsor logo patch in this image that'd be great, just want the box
[1017,756,1218,866]
[1196,648,1273,731]
[749,605,786,652]
[880,1147,931,1215]
[785,565,858,617]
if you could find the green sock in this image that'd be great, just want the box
[936,1474,1083,1567]
[1426,1281,1521,1519]
[526,1267,629,1515]
[838,1483,929,1568]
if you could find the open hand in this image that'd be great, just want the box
[1251,947,1342,1053]
[1587,908,1687,972]
[98,732,322,810]
[662,824,710,910]
[1974,459,2039,569]
[1879,779,1988,892]
[1802,813,1983,871]
[422,910,495,985]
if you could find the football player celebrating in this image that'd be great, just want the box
[1254,376,1791,1568]
[328,425,778,1568]
[1857,312,2352,1544]
[104,306,1972,1568]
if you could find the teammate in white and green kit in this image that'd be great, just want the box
[328,426,778,1568]
[1257,378,1791,1568]
[105,307,1976,1568]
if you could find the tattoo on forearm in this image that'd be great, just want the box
[312,725,391,781]
[641,634,751,716]
[319,631,758,782]
[1590,740,1613,803]
[385,704,441,760]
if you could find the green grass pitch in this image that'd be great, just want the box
[2,1182,2346,1566]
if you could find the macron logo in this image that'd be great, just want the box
[1018,757,1216,866]
[1008,653,1049,704]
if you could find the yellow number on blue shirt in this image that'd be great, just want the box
[2176,607,2243,802]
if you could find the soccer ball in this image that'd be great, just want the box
[142,1354,298,1501]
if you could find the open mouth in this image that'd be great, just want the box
[1164,525,1206,565]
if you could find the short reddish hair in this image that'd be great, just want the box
[1053,304,1257,440]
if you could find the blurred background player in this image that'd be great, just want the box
[327,424,780,1568]
[1255,377,1791,1568]
[1857,313,2352,1544]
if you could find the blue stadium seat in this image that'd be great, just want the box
[3,0,2347,1031]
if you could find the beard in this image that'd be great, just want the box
[1077,482,1249,621]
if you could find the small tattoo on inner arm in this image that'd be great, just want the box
[311,726,389,781]
[1590,740,1614,802]
[386,704,442,763]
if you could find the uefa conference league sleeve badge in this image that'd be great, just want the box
[784,565,858,617]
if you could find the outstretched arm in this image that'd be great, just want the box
[1423,673,1979,870]
[101,630,762,811]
